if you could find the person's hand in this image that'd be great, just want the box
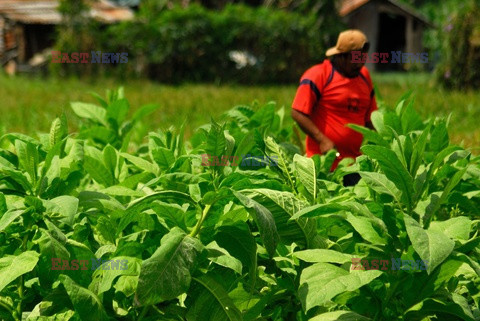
[319,136,335,154]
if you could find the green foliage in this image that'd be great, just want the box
[67,3,340,83]
[0,88,479,321]
[434,0,480,89]
[53,0,103,77]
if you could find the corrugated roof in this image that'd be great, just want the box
[339,0,431,25]
[0,0,133,24]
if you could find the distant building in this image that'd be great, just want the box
[0,0,133,73]
[338,0,433,71]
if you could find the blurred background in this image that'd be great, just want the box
[0,0,479,151]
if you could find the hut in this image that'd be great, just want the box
[338,0,433,71]
[0,0,133,73]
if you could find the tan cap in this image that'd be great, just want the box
[326,29,368,57]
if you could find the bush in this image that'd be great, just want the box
[63,3,341,84]
[435,0,480,89]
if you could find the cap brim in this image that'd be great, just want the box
[326,46,341,57]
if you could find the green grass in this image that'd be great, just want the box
[1,72,479,151]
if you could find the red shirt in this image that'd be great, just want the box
[292,59,377,170]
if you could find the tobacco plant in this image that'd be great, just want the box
[0,88,479,321]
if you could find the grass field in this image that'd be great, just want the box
[1,72,479,151]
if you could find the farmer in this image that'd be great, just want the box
[291,29,377,186]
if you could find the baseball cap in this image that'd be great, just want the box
[326,29,368,57]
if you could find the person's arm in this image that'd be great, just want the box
[363,69,378,131]
[291,109,335,153]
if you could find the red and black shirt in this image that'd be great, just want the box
[292,59,378,170]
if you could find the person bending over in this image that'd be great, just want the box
[291,29,377,186]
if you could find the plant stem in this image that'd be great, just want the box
[151,305,163,315]
[0,300,13,315]
[16,276,23,321]
[16,223,30,320]
[137,306,149,321]
[189,204,212,238]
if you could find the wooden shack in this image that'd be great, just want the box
[0,0,133,73]
[339,0,432,71]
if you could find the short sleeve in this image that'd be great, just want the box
[292,63,328,116]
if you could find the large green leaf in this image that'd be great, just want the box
[309,311,371,321]
[121,152,159,175]
[150,145,175,171]
[426,145,463,183]
[0,166,32,194]
[43,196,79,227]
[290,203,346,220]
[134,227,203,306]
[59,275,108,321]
[298,263,382,312]
[103,145,117,178]
[359,171,402,205]
[131,103,159,123]
[78,126,116,144]
[429,120,449,153]
[347,124,389,147]
[370,110,389,138]
[83,155,114,187]
[215,224,257,286]
[89,256,142,295]
[234,133,256,160]
[243,188,319,248]
[404,214,455,274]
[405,296,475,321]
[406,258,464,307]
[293,154,317,202]
[345,213,386,245]
[422,167,466,224]
[250,102,275,129]
[399,99,424,134]
[118,191,196,233]
[361,145,414,210]
[15,140,39,186]
[106,98,129,125]
[0,193,6,214]
[0,251,39,293]
[264,137,294,189]
[0,209,25,232]
[409,122,431,177]
[429,217,471,241]
[71,102,107,126]
[186,275,242,321]
[293,249,354,264]
[233,191,279,258]
[206,241,243,275]
[205,120,226,160]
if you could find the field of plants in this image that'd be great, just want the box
[2,73,480,151]
[0,87,479,320]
